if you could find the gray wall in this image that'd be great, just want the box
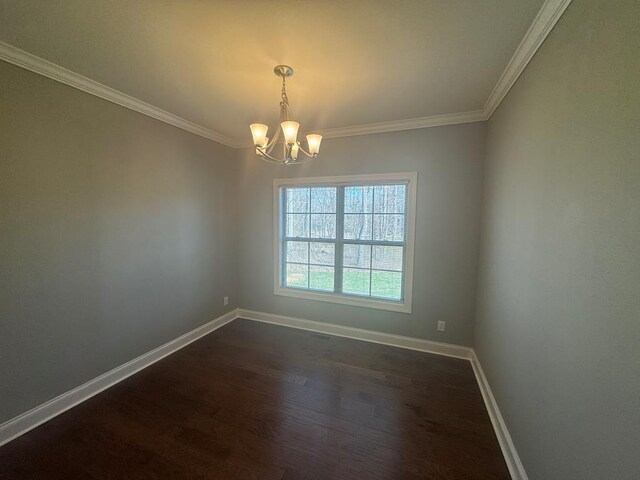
[0,61,239,423]
[474,1,640,479]
[4,3,639,476]
[237,124,486,346]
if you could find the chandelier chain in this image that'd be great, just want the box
[280,76,289,122]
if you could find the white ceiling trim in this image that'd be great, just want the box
[312,110,488,140]
[483,0,572,117]
[0,0,571,148]
[0,41,242,148]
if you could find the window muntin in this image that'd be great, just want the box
[276,175,415,312]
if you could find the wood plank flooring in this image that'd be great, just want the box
[0,319,510,479]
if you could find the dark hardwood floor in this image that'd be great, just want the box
[0,319,510,479]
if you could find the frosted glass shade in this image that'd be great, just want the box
[281,121,300,145]
[306,134,322,155]
[250,123,268,147]
[291,143,299,160]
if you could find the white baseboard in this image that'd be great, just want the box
[1,305,524,480]
[470,350,528,480]
[237,309,525,479]
[237,308,472,360]
[0,308,240,447]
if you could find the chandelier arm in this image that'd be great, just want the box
[287,156,317,165]
[258,154,284,164]
[263,157,287,165]
[257,143,313,165]
[256,148,288,164]
[296,145,317,158]
[264,127,281,154]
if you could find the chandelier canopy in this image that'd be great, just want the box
[250,65,322,165]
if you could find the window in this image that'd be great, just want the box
[274,173,417,313]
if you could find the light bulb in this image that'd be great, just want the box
[281,121,300,145]
[306,134,322,155]
[250,123,268,147]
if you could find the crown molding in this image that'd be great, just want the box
[483,0,572,118]
[312,110,488,140]
[1,0,570,148]
[0,41,242,148]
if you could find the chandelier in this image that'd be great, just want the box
[250,65,322,165]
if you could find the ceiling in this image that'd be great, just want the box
[0,0,548,145]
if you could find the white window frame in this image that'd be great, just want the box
[273,172,417,313]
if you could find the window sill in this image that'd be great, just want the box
[273,285,412,314]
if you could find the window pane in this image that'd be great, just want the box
[286,263,308,288]
[310,214,336,239]
[310,242,335,266]
[344,214,372,240]
[286,188,309,213]
[286,214,309,238]
[280,178,411,306]
[372,246,403,271]
[373,214,405,241]
[374,185,406,213]
[343,268,370,296]
[371,271,402,300]
[310,187,336,213]
[343,244,371,269]
[309,266,334,291]
[344,186,373,213]
[286,241,308,263]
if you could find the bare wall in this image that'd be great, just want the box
[0,61,239,423]
[474,1,640,478]
[237,124,486,346]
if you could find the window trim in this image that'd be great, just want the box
[273,172,417,314]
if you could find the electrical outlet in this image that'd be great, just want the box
[437,321,446,332]
[223,296,229,306]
